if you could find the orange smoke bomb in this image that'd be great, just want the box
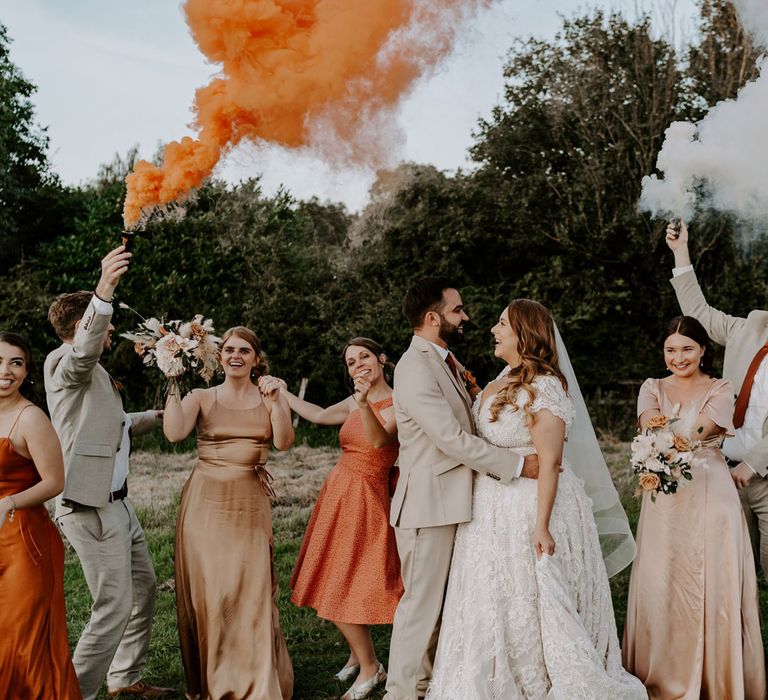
[123,0,483,228]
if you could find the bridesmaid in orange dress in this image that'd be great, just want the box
[0,332,82,699]
[163,327,294,700]
[623,317,765,699]
[276,337,402,700]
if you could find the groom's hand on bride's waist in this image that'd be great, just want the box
[519,454,563,479]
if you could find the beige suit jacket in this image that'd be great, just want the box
[390,335,523,528]
[672,269,768,476]
[45,299,126,516]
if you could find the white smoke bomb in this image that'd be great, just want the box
[639,0,768,224]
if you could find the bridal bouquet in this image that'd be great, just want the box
[629,415,703,501]
[120,307,220,388]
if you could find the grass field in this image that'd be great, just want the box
[61,439,765,699]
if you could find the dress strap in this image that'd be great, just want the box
[7,404,32,439]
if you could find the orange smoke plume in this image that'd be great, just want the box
[123,0,485,228]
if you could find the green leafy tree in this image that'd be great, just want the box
[0,24,71,262]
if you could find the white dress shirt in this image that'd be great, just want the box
[428,340,450,361]
[722,357,768,469]
[91,294,131,491]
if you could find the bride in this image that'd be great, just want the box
[426,299,646,700]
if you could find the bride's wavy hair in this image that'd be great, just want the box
[488,299,568,424]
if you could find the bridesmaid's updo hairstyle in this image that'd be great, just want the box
[220,326,269,383]
[341,337,393,390]
[664,316,716,377]
[489,299,568,424]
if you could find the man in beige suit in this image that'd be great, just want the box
[384,277,540,700]
[45,245,172,700]
[668,220,768,575]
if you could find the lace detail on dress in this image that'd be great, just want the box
[427,375,645,700]
[530,375,574,427]
[473,374,575,454]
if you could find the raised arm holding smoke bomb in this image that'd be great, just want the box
[44,243,170,700]
[667,218,768,576]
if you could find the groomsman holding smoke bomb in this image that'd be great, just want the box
[44,244,172,700]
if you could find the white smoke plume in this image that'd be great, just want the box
[639,0,768,223]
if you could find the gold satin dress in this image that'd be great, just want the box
[623,378,765,699]
[175,392,293,700]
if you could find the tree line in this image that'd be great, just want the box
[0,1,764,439]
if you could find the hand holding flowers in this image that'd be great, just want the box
[630,415,705,501]
[121,307,220,393]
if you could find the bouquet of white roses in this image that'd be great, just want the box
[630,415,704,501]
[120,307,220,388]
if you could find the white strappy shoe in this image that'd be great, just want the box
[334,663,360,683]
[341,663,387,700]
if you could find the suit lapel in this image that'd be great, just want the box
[412,337,474,424]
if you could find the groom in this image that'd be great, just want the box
[668,220,768,576]
[385,277,540,700]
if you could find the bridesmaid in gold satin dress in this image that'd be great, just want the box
[0,332,81,699]
[163,326,294,700]
[623,316,765,699]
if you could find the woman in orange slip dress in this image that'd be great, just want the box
[275,337,402,700]
[622,316,765,699]
[163,326,294,700]
[0,331,82,700]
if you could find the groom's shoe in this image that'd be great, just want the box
[107,679,175,697]
[341,664,387,700]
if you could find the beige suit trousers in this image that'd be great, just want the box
[738,477,768,577]
[384,524,457,700]
[58,498,156,700]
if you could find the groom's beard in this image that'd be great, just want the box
[438,315,465,346]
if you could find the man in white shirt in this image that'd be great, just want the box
[45,245,172,699]
[667,220,768,575]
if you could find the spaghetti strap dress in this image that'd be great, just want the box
[0,407,82,699]
[175,391,293,700]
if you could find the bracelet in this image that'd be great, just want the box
[93,290,113,304]
[5,496,16,522]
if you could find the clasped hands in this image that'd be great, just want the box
[257,375,285,403]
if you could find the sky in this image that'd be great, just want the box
[3,0,699,211]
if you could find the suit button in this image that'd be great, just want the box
[488,473,500,481]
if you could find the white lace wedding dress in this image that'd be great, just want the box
[426,375,646,700]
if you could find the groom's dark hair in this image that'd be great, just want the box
[402,276,457,329]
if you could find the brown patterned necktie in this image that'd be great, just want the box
[734,341,768,429]
[445,352,459,380]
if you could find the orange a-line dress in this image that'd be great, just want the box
[291,398,403,624]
